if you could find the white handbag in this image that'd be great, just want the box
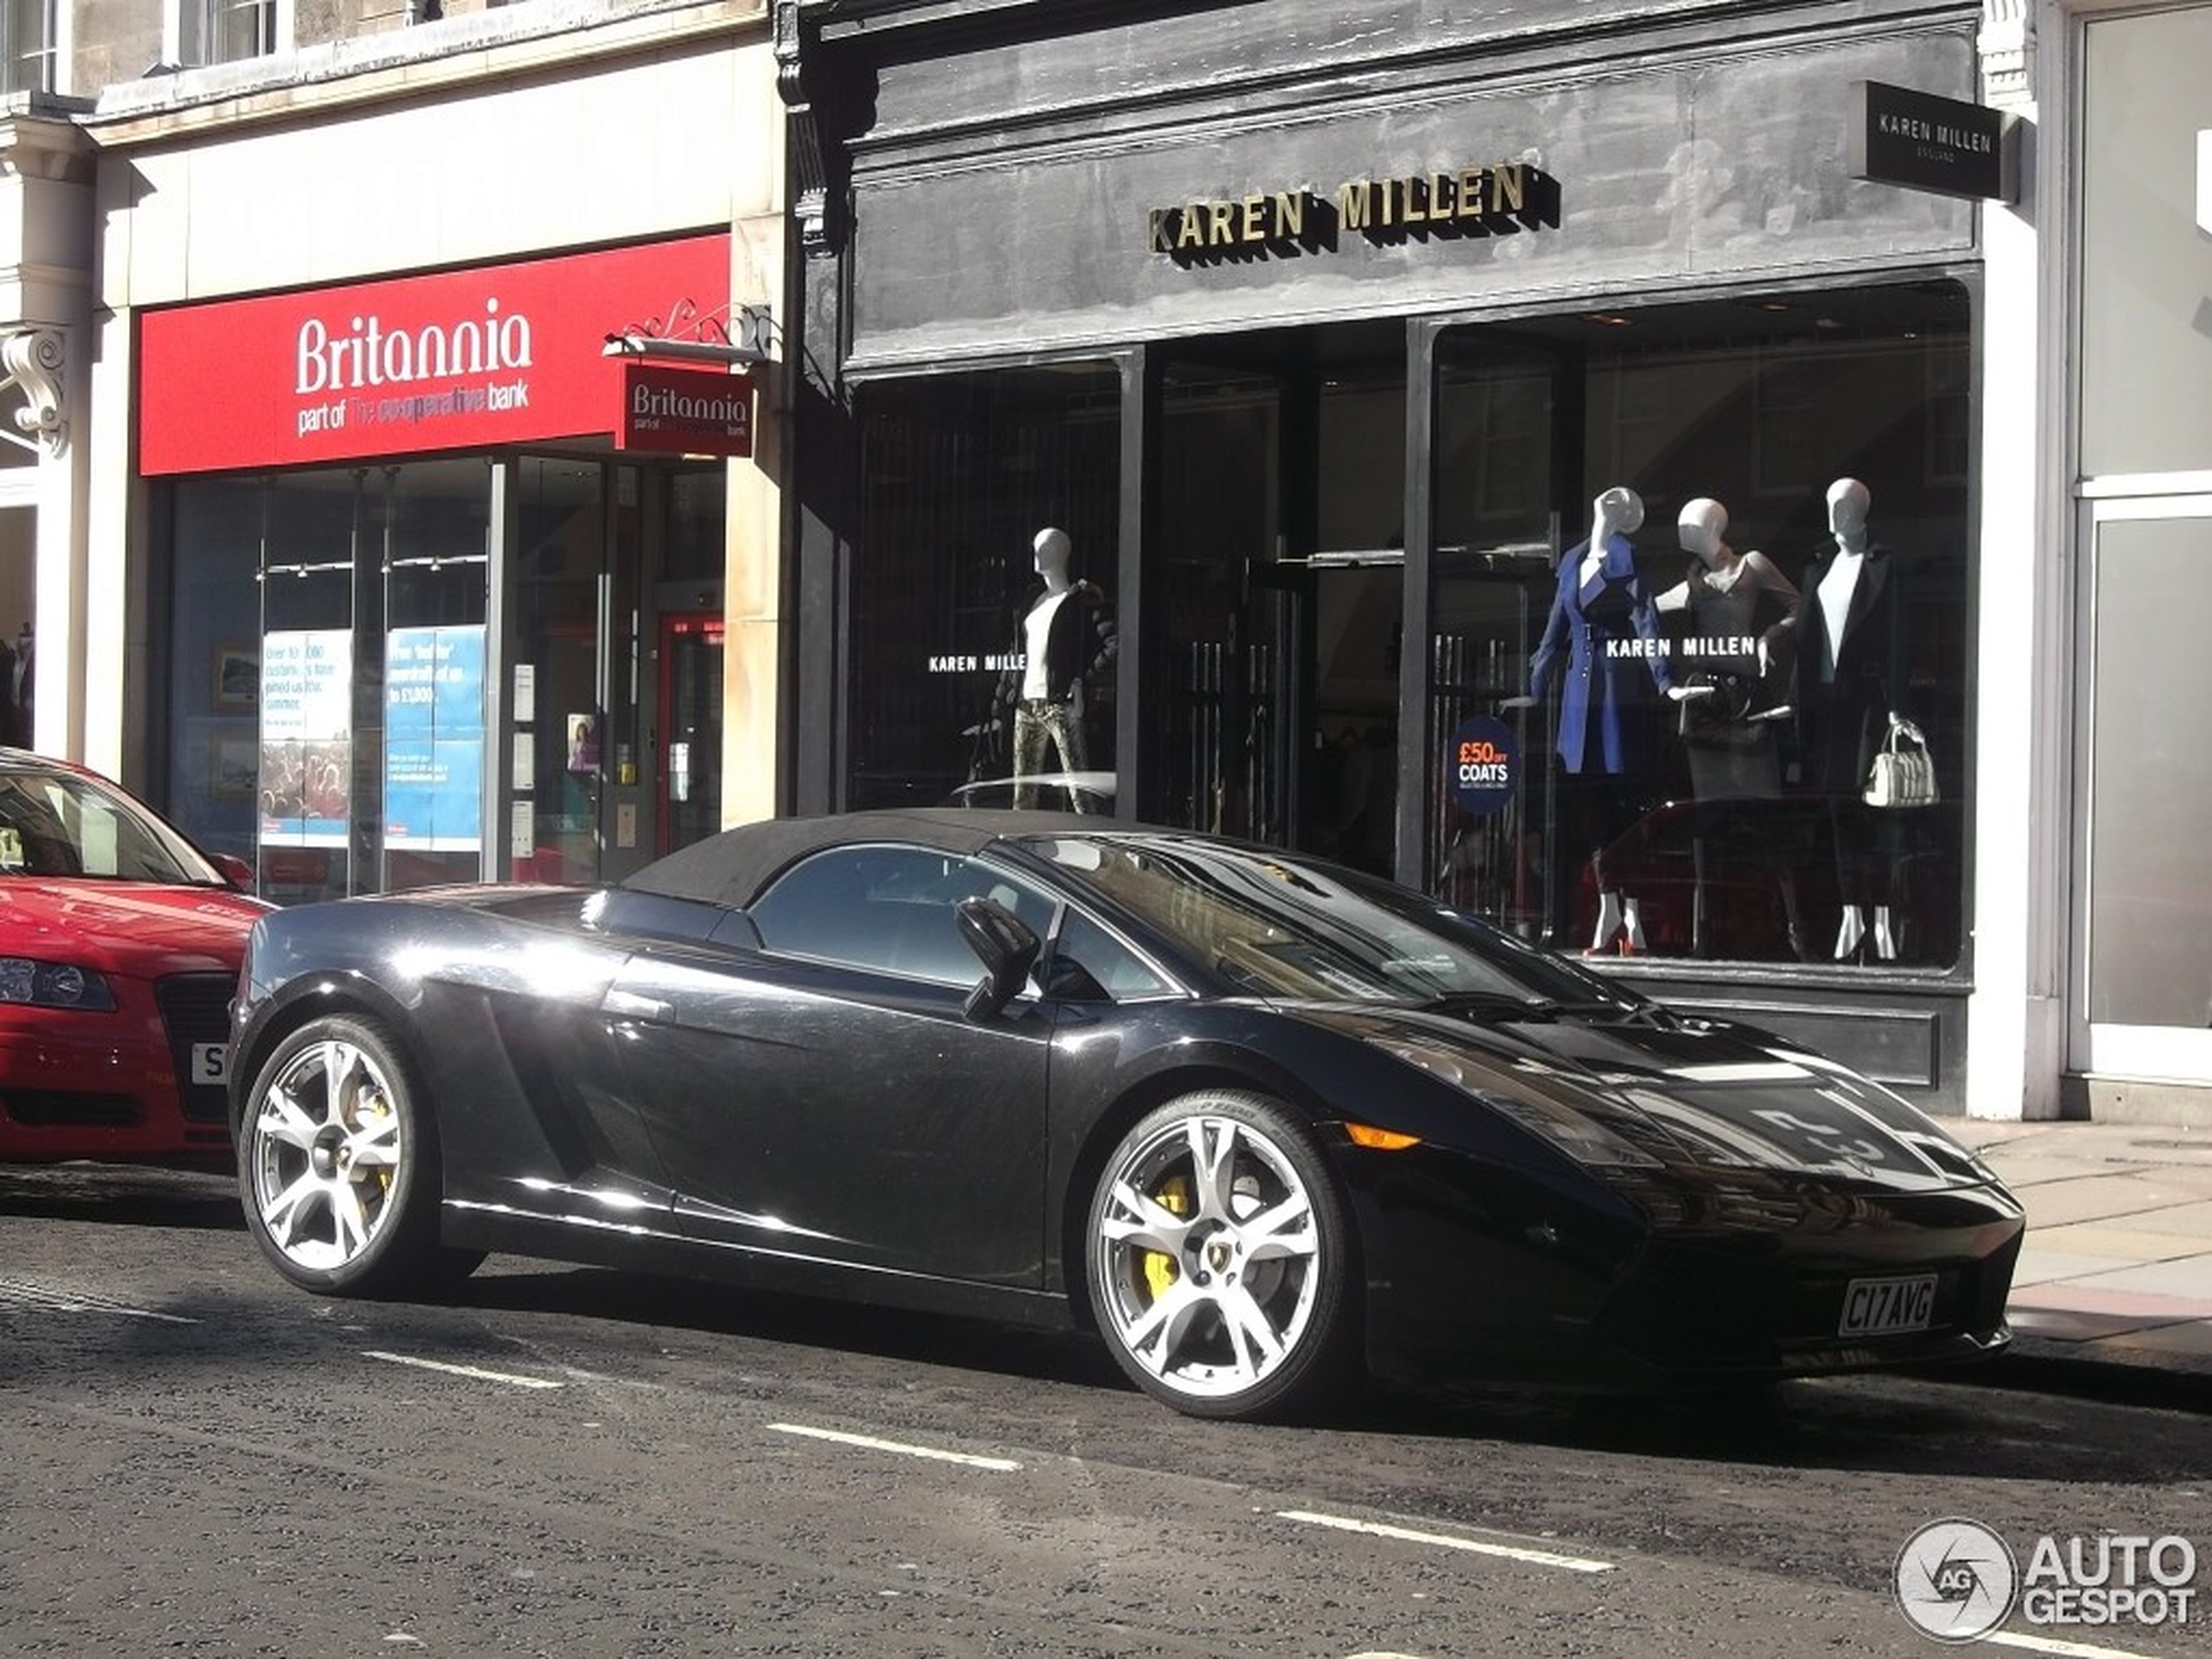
[1864,718,1938,809]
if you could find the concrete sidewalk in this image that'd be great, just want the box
[1947,1117,2212,1379]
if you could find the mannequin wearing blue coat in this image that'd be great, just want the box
[1507,486,1674,951]
[1525,523,1676,772]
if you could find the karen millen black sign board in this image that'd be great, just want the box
[1849,80,2019,203]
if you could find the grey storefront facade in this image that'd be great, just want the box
[780,0,1993,1108]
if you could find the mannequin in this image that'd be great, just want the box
[997,527,1116,811]
[1784,477,1906,961]
[1655,498,1802,955]
[1656,498,1798,707]
[1505,486,1672,954]
[10,623,29,749]
[0,629,17,749]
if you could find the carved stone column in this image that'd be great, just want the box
[774,0,830,257]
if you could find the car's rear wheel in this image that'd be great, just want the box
[238,1014,480,1296]
[1087,1090,1358,1420]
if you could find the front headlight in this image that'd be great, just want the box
[1371,1035,1666,1170]
[0,957,118,1011]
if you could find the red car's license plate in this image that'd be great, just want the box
[1839,1273,1937,1336]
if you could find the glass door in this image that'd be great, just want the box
[511,457,608,886]
[1151,325,1406,858]
[1304,349,1407,878]
[658,610,725,855]
[256,481,359,905]
[1157,359,1287,842]
[2074,494,2212,1078]
[379,459,492,894]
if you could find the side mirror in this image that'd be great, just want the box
[955,895,1041,1022]
[211,853,254,888]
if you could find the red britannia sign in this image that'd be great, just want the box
[615,363,754,458]
[137,233,732,475]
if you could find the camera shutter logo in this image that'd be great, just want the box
[1895,1517,2019,1642]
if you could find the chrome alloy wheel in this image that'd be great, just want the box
[1093,1109,1325,1402]
[246,1032,406,1273]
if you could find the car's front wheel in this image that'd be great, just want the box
[1086,1090,1359,1420]
[238,1014,479,1296]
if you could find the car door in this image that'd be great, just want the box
[603,845,1059,1286]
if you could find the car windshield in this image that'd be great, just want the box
[1019,833,1642,1009]
[0,768,225,886]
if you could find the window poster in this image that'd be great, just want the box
[259,630,354,848]
[384,625,486,850]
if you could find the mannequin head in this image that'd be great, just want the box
[1677,498,1731,568]
[1033,526,1073,590]
[1592,485,1644,541]
[1827,477,1871,547]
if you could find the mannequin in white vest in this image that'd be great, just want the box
[1000,526,1116,811]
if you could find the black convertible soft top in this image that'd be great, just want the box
[619,807,1104,912]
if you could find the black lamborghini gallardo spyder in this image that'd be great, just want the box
[227,810,2022,1420]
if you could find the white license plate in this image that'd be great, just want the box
[1839,1273,1937,1337]
[189,1042,228,1087]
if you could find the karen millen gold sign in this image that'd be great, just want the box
[1148,164,1558,262]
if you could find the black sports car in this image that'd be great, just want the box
[226,810,2023,1420]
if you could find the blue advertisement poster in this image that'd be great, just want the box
[384,625,485,851]
[259,629,354,848]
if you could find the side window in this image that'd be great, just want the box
[749,846,1056,988]
[1050,909,1170,1001]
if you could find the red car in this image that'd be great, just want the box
[0,746,271,1170]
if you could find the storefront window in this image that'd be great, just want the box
[849,364,1121,812]
[169,454,703,899]
[166,462,492,901]
[165,479,265,870]
[1431,281,1972,970]
[2079,7,2212,479]
[664,463,728,583]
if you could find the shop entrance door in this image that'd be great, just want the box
[1150,326,1406,867]
[657,610,725,856]
[2072,493,2212,1081]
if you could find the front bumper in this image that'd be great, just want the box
[0,973,235,1166]
[1347,1142,2027,1393]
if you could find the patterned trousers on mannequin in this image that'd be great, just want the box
[1012,696,1092,811]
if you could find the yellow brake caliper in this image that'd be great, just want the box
[1143,1176,1189,1300]
[347,1079,395,1197]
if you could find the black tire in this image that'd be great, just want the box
[1086,1089,1359,1420]
[236,1013,481,1297]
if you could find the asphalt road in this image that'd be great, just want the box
[3,1162,2207,1659]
